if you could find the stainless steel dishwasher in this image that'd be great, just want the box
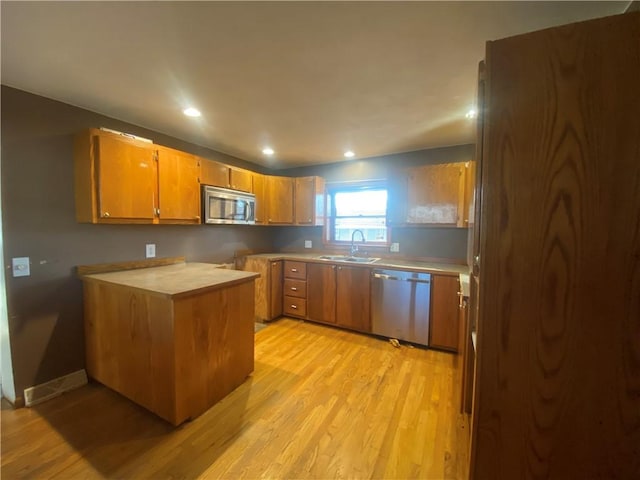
[371,269,431,346]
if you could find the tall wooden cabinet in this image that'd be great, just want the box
[470,12,640,479]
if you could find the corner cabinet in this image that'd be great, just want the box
[74,128,200,224]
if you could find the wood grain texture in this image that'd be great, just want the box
[336,265,371,332]
[284,260,306,280]
[306,262,337,324]
[430,275,460,351]
[252,173,266,223]
[73,129,96,222]
[1,319,470,479]
[284,278,307,298]
[157,146,201,223]
[173,281,255,424]
[472,11,640,479]
[82,272,256,425]
[229,167,253,193]
[266,175,294,224]
[239,257,282,321]
[406,163,464,225]
[295,176,314,224]
[269,261,283,319]
[199,158,230,188]
[76,256,186,276]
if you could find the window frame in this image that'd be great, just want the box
[324,180,390,247]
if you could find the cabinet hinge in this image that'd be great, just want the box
[153,151,159,162]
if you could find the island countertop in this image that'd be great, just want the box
[82,262,259,298]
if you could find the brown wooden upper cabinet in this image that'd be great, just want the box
[407,163,466,226]
[295,176,325,226]
[74,128,200,224]
[388,162,469,227]
[252,173,267,225]
[199,158,253,193]
[266,176,294,224]
[157,146,201,223]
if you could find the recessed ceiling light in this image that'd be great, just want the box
[465,109,477,119]
[183,107,201,117]
[262,147,274,155]
[344,151,355,158]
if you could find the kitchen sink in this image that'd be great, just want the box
[316,255,380,264]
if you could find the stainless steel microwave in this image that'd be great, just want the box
[202,185,256,225]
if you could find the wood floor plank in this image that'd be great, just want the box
[1,318,469,479]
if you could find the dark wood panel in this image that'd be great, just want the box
[472,12,640,479]
[306,263,336,324]
[429,275,459,351]
[336,266,370,332]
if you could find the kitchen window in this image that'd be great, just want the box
[325,181,389,245]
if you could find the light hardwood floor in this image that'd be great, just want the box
[1,318,469,479]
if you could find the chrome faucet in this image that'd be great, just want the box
[350,229,366,256]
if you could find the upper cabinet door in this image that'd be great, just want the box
[95,134,157,221]
[253,173,267,224]
[406,163,465,226]
[295,176,325,225]
[266,176,294,224]
[229,168,253,193]
[199,159,230,188]
[157,147,201,223]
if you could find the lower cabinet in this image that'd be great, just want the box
[306,263,337,324]
[336,265,371,332]
[283,261,307,318]
[237,257,282,322]
[429,274,461,351]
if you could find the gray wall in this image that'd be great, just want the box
[276,144,474,259]
[1,86,274,398]
[1,85,472,399]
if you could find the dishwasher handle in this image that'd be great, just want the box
[373,273,400,281]
[407,277,430,284]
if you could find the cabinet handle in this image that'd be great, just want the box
[291,287,297,291]
[194,216,200,220]
[291,268,298,272]
[290,305,298,309]
[102,212,110,218]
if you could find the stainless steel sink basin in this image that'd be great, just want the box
[316,255,380,264]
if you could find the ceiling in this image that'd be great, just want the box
[1,1,629,169]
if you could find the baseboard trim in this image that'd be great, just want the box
[24,369,88,407]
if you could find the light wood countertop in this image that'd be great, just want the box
[81,262,259,298]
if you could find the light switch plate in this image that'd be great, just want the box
[390,243,400,253]
[12,257,30,277]
[146,244,156,258]
[304,240,312,249]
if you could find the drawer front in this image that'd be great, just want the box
[284,278,307,298]
[284,261,307,280]
[284,296,307,317]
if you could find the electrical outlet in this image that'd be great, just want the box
[12,257,30,277]
[145,244,156,258]
[304,240,312,249]
[390,242,400,253]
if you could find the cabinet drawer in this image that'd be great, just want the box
[284,296,307,317]
[284,261,307,280]
[284,279,307,298]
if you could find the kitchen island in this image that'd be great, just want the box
[80,261,259,426]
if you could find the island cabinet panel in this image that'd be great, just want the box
[84,282,176,422]
[335,265,371,332]
[173,281,254,423]
[306,263,337,324]
[157,146,201,223]
[82,265,256,426]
